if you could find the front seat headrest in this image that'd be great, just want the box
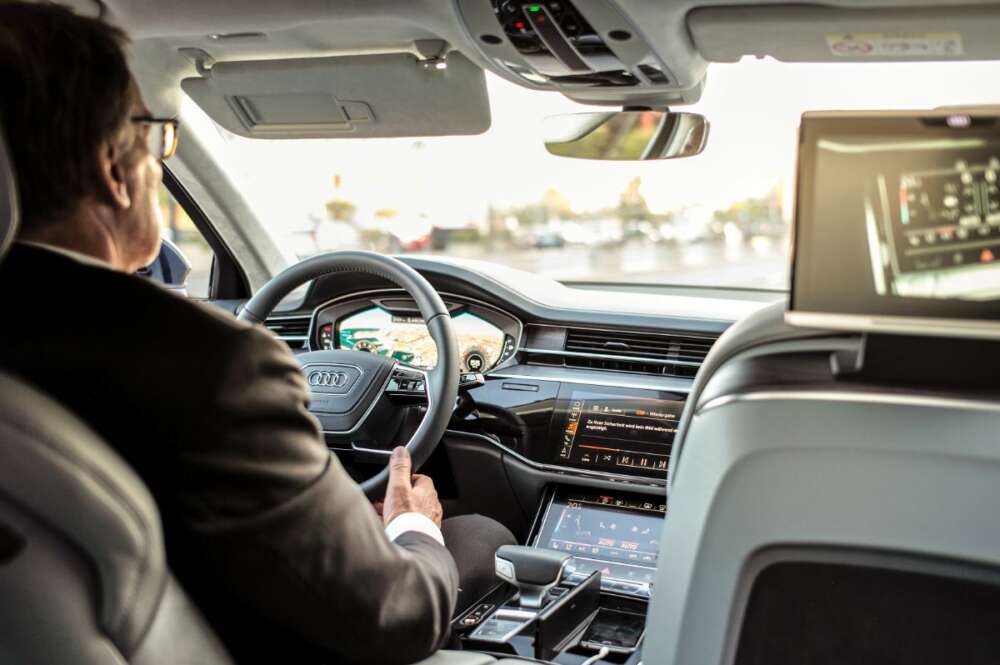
[0,124,18,262]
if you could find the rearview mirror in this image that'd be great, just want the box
[543,111,709,161]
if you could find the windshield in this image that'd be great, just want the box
[184,58,1000,291]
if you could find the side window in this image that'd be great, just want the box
[157,184,214,298]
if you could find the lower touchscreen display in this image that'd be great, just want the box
[553,386,684,476]
[534,489,665,594]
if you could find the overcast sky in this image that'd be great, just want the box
[184,57,1000,241]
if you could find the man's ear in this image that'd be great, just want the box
[96,141,132,210]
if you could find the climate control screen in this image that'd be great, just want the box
[533,488,666,595]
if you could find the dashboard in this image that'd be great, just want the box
[268,259,777,495]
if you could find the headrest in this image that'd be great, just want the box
[0,124,18,261]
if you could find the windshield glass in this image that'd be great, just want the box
[184,58,1000,290]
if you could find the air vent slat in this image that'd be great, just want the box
[264,315,310,350]
[540,326,720,378]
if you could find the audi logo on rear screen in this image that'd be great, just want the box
[308,371,349,388]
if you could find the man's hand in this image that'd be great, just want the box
[382,446,444,528]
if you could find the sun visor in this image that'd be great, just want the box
[181,52,490,139]
[689,5,1000,63]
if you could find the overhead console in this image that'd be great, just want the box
[457,0,704,105]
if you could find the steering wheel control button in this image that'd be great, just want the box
[500,335,516,361]
[386,366,429,397]
[459,372,486,390]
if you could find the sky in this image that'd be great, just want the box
[182,57,1000,240]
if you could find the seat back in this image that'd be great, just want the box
[0,125,232,663]
[645,305,1000,665]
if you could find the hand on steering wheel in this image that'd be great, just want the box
[238,251,460,499]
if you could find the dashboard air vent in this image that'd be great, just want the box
[557,327,718,378]
[264,315,310,350]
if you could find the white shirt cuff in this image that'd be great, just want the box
[384,512,445,547]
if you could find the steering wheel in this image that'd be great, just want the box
[238,251,460,499]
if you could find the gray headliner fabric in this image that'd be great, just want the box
[0,124,17,261]
[690,4,1000,63]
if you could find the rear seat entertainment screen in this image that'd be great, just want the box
[789,111,1000,337]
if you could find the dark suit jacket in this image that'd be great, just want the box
[0,243,458,664]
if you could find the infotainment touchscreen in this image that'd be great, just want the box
[551,385,684,477]
[533,488,665,596]
[789,110,1000,338]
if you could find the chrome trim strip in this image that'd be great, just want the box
[697,390,1000,417]
[445,429,667,488]
[487,371,692,393]
[786,310,1000,341]
[525,321,720,339]
[521,346,702,367]
[350,444,393,455]
[265,314,312,321]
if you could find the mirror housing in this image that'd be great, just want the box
[544,110,709,161]
[136,237,192,295]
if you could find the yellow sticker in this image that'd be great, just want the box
[826,31,963,57]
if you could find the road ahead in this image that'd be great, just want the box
[446,237,790,290]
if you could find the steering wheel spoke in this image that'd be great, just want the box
[384,362,430,403]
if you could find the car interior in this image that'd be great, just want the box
[4,1,1000,664]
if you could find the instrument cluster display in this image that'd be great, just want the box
[322,305,508,371]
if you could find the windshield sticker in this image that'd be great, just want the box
[826,32,964,58]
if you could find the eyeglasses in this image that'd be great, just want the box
[131,116,179,161]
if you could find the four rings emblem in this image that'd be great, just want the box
[308,371,349,388]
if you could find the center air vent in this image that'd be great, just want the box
[264,315,310,350]
[524,326,718,378]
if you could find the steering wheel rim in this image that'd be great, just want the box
[238,250,460,499]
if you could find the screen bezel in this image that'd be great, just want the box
[787,109,1000,340]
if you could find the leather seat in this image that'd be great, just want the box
[645,302,1000,665]
[0,125,232,664]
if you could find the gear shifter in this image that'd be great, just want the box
[494,544,572,609]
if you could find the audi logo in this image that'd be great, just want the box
[308,371,350,388]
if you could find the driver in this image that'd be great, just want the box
[0,4,514,664]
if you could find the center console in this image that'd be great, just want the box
[450,369,679,662]
[454,487,664,663]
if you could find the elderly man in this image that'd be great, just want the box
[0,3,513,663]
